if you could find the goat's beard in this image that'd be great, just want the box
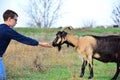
[58,45,62,51]
[55,43,64,51]
[56,42,75,51]
[52,43,62,51]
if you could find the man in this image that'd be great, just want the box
[0,9,52,80]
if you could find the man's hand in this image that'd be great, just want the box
[39,42,52,48]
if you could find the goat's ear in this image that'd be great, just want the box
[61,31,67,38]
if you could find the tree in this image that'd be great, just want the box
[112,1,120,26]
[81,19,96,28]
[26,0,63,28]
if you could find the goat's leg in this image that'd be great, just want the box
[88,63,94,79]
[88,56,94,79]
[111,62,120,80]
[80,59,87,77]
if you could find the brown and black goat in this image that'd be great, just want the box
[52,26,120,80]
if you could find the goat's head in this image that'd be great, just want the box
[52,26,74,51]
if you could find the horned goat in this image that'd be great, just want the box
[52,26,120,80]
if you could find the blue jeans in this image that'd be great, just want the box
[0,57,6,80]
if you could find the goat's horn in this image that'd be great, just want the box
[61,26,73,31]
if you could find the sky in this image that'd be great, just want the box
[0,0,118,28]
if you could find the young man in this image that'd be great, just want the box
[0,9,52,80]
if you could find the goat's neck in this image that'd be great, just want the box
[66,34,79,47]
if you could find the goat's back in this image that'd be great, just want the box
[91,35,120,62]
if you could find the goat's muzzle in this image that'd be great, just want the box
[52,41,62,51]
[52,41,57,47]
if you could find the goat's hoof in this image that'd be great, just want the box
[88,76,93,79]
[111,78,116,80]
[111,77,117,80]
[88,79,93,80]
[80,74,84,78]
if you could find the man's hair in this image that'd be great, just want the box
[3,9,18,21]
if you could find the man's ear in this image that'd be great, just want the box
[7,17,11,21]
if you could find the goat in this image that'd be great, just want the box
[52,26,120,80]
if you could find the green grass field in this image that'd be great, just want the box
[3,27,120,80]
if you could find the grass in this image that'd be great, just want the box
[3,27,120,80]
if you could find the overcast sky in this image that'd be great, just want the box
[0,0,118,28]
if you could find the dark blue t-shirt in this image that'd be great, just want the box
[0,24,39,57]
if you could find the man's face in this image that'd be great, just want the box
[8,15,18,28]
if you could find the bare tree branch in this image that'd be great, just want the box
[81,19,96,28]
[25,0,63,28]
[112,2,120,25]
